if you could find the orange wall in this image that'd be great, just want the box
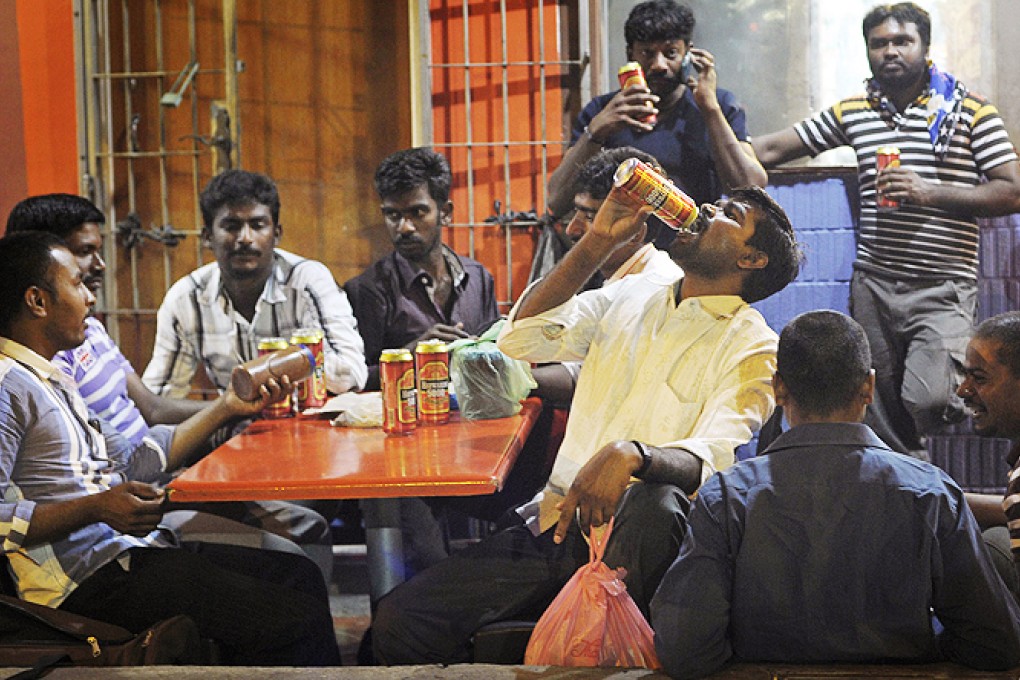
[1,0,79,224]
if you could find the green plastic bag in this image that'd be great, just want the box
[449,320,537,420]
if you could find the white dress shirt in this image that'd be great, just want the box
[498,267,777,533]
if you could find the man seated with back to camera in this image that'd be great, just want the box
[370,177,802,664]
[0,231,341,665]
[651,310,1020,679]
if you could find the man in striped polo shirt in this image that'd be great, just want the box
[957,311,1020,601]
[753,2,1020,459]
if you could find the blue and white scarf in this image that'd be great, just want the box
[865,61,967,160]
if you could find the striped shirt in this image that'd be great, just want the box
[793,88,1018,280]
[0,338,175,607]
[1005,444,1020,562]
[53,317,149,447]
[142,249,367,398]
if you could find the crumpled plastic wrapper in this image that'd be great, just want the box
[301,391,383,427]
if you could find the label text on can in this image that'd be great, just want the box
[875,146,901,210]
[257,337,293,419]
[291,328,326,411]
[415,340,450,425]
[380,349,417,435]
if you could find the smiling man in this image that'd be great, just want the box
[545,0,765,224]
[957,312,1020,600]
[371,184,801,665]
[753,3,1020,460]
[142,169,366,398]
[344,147,500,391]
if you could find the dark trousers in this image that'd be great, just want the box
[372,482,689,665]
[59,543,341,666]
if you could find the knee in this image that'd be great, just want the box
[372,590,418,665]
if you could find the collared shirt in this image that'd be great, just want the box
[0,338,176,607]
[792,85,1018,281]
[498,267,777,534]
[344,246,500,390]
[142,249,367,398]
[605,244,679,284]
[53,317,148,447]
[651,423,1020,678]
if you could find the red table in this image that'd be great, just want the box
[168,398,542,600]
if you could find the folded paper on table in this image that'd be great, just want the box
[300,391,384,427]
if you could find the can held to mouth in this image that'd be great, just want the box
[876,145,901,210]
[256,337,294,419]
[613,158,698,231]
[290,328,327,411]
[415,339,450,425]
[380,348,417,435]
[617,62,657,125]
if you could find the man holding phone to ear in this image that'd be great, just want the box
[545,0,766,226]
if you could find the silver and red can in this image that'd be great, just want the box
[257,336,293,419]
[875,145,901,210]
[613,158,699,231]
[380,349,417,435]
[415,339,450,425]
[617,62,657,124]
[290,328,327,411]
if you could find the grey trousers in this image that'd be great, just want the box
[850,268,974,458]
[372,482,689,665]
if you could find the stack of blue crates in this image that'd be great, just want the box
[745,168,1015,493]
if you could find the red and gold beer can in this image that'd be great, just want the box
[380,349,417,435]
[617,61,657,124]
[415,339,450,425]
[613,158,699,231]
[290,328,327,411]
[875,145,901,210]
[257,337,293,419]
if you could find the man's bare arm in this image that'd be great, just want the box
[750,128,811,169]
[126,372,206,426]
[23,481,165,546]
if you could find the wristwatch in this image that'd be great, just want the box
[631,440,652,478]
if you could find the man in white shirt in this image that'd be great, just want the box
[372,182,802,664]
[142,169,367,398]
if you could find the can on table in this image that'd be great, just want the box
[613,158,698,231]
[290,328,327,411]
[617,62,657,125]
[257,337,294,419]
[380,349,417,435]
[875,145,901,210]
[415,339,450,425]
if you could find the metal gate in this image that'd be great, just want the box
[414,0,592,309]
[74,0,239,362]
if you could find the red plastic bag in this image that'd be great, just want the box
[524,517,661,668]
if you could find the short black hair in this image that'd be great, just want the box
[374,147,452,206]
[734,186,802,303]
[862,3,931,48]
[777,310,872,417]
[624,0,695,49]
[199,169,281,229]
[577,147,661,200]
[0,231,65,335]
[6,194,105,239]
[974,312,1020,379]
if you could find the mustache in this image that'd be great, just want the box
[230,247,261,257]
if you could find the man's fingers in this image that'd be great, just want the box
[553,495,578,544]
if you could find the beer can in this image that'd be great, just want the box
[380,349,417,435]
[617,62,657,125]
[613,158,698,231]
[415,339,450,425]
[875,146,901,210]
[290,328,327,411]
[257,337,293,419]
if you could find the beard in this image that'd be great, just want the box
[647,71,684,97]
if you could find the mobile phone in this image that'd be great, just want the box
[680,51,697,83]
